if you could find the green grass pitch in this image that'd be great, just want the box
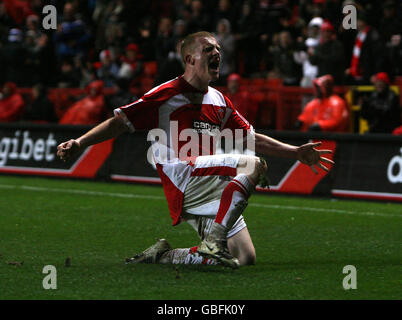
[0,175,401,300]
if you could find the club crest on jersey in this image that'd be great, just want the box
[192,120,220,136]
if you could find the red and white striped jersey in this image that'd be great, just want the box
[114,76,254,164]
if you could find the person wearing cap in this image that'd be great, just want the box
[59,80,108,125]
[118,43,144,81]
[0,82,25,122]
[294,17,323,106]
[96,50,119,87]
[308,20,345,84]
[360,72,401,133]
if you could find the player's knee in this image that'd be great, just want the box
[256,157,268,176]
[247,157,268,185]
[238,156,258,175]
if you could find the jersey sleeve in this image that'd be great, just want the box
[113,86,175,132]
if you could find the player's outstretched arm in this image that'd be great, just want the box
[254,133,334,173]
[57,115,128,161]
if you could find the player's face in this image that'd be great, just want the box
[193,37,221,82]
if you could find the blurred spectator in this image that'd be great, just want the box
[345,12,384,84]
[59,80,107,125]
[0,2,14,34]
[54,2,91,59]
[2,0,34,26]
[0,28,29,87]
[226,73,258,126]
[360,72,401,133]
[25,15,42,40]
[235,1,261,75]
[299,0,325,24]
[386,34,402,77]
[308,21,345,84]
[294,17,324,108]
[212,0,237,31]
[57,58,81,88]
[27,14,57,85]
[269,30,302,86]
[118,43,143,81]
[277,7,300,39]
[294,17,323,89]
[378,1,401,43]
[172,19,188,43]
[155,17,175,69]
[214,19,235,85]
[74,56,97,88]
[155,38,184,85]
[23,84,57,123]
[322,0,344,30]
[184,0,211,34]
[96,50,120,87]
[93,0,127,51]
[0,82,25,122]
[25,29,55,86]
[106,78,138,114]
[137,18,157,61]
[295,75,349,132]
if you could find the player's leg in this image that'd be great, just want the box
[126,215,256,267]
[127,155,265,268]
[197,155,266,267]
[236,155,268,185]
[156,213,252,267]
[227,227,256,266]
[182,213,256,266]
[126,238,218,265]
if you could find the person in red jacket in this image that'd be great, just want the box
[226,73,258,126]
[0,82,25,122]
[295,74,349,132]
[59,80,107,125]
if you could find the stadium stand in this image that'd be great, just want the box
[0,0,400,133]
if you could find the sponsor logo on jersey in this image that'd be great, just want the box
[192,120,220,135]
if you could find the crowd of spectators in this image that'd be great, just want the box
[0,0,401,133]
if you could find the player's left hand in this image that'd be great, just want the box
[297,141,334,174]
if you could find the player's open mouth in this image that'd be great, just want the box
[209,61,220,72]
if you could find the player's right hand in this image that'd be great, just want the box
[57,139,81,162]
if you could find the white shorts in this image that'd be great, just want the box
[181,154,248,239]
[182,212,247,240]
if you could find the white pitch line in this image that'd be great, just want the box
[248,203,399,218]
[0,183,401,218]
[19,185,165,200]
[0,184,16,189]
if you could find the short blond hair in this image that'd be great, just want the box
[180,31,215,64]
